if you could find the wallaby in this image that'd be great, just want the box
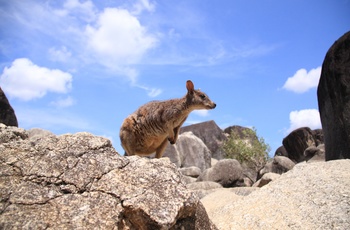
[119,80,216,158]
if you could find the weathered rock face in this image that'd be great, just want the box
[0,87,18,127]
[180,120,227,159]
[304,144,325,163]
[0,124,215,229]
[257,156,295,180]
[162,132,211,171]
[197,159,243,188]
[274,145,288,157]
[317,31,350,160]
[205,159,350,229]
[282,127,318,162]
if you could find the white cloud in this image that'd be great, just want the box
[282,67,321,93]
[55,0,96,22]
[134,84,162,97]
[50,96,75,108]
[0,58,72,101]
[49,46,72,62]
[85,7,158,67]
[193,110,209,117]
[132,0,156,15]
[286,109,322,134]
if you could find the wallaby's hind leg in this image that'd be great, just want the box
[155,138,169,158]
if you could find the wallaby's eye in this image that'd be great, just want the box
[200,94,206,99]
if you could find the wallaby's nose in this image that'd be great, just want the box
[213,103,216,108]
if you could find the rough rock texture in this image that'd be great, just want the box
[0,125,215,229]
[180,120,227,159]
[274,145,288,157]
[257,156,295,180]
[206,159,350,230]
[317,31,350,160]
[162,132,211,171]
[253,172,280,187]
[187,182,223,199]
[201,187,258,219]
[187,181,223,191]
[197,159,242,187]
[282,127,317,162]
[179,166,202,178]
[176,132,211,170]
[0,87,18,127]
[304,144,325,162]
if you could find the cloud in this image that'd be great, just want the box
[192,110,209,117]
[85,7,158,68]
[132,0,156,14]
[286,109,321,134]
[50,96,76,108]
[49,46,72,62]
[282,67,321,93]
[134,84,162,97]
[0,58,72,101]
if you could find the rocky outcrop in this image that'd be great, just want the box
[257,156,295,180]
[282,127,319,163]
[197,159,243,187]
[0,124,215,229]
[162,132,211,171]
[274,145,288,157]
[304,144,325,162]
[253,172,280,187]
[204,159,350,229]
[317,31,350,160]
[180,120,227,159]
[0,87,18,127]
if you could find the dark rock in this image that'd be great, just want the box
[0,87,18,127]
[312,129,324,146]
[317,31,350,160]
[180,120,227,159]
[274,145,288,157]
[282,127,317,162]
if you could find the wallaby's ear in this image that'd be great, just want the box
[186,80,194,93]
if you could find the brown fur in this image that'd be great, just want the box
[119,80,216,158]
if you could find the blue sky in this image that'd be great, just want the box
[0,0,349,156]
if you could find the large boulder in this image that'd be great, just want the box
[197,159,243,187]
[282,127,317,162]
[180,120,227,159]
[317,31,350,160]
[257,156,295,180]
[205,159,350,229]
[0,125,215,229]
[163,131,211,171]
[0,87,18,127]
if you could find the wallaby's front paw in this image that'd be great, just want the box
[168,137,175,144]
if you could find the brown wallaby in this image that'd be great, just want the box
[119,80,216,158]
